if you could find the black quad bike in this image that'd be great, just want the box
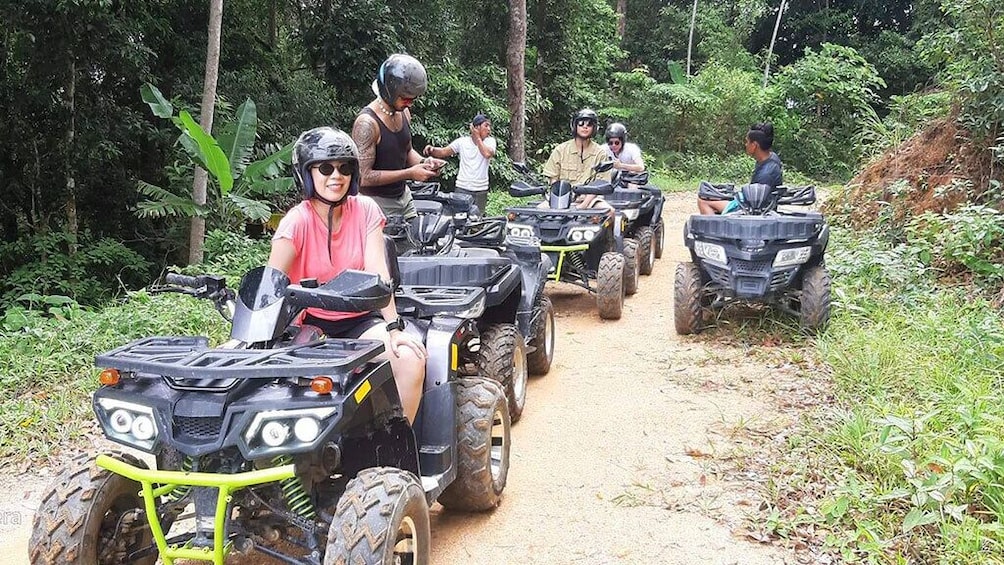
[30,265,511,565]
[505,161,638,319]
[675,181,831,335]
[384,182,556,423]
[605,170,666,276]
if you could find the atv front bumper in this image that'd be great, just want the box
[96,454,295,565]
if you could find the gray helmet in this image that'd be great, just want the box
[292,127,359,201]
[373,54,428,107]
[604,122,628,142]
[570,108,598,136]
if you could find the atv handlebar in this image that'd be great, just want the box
[153,273,235,321]
[697,181,736,201]
[777,185,817,206]
[573,180,614,195]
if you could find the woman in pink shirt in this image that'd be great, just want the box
[268,126,426,422]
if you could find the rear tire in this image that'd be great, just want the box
[654,222,665,259]
[477,324,528,423]
[437,378,511,511]
[30,453,155,565]
[596,252,625,320]
[799,265,831,333]
[637,227,655,275]
[526,296,555,376]
[324,467,430,565]
[674,262,704,335]
[623,238,640,296]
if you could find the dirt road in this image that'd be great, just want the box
[0,193,796,564]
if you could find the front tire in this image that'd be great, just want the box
[324,467,430,565]
[437,378,511,511]
[674,262,704,335]
[477,324,529,423]
[637,227,655,275]
[799,265,831,333]
[30,453,156,565]
[596,252,625,320]
[526,295,555,376]
[623,238,640,296]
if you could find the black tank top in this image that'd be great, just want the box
[360,107,411,199]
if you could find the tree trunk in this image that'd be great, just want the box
[615,0,626,39]
[506,0,528,163]
[763,0,786,88]
[64,50,78,254]
[686,0,698,77]
[189,0,224,265]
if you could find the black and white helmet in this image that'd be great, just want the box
[570,108,598,136]
[292,127,359,201]
[372,54,428,107]
[604,122,628,142]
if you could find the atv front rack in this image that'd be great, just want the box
[95,336,385,379]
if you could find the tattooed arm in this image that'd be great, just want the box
[352,110,435,186]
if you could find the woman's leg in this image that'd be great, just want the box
[358,324,426,423]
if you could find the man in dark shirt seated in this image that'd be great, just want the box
[698,122,783,215]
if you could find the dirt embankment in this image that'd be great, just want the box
[836,114,999,227]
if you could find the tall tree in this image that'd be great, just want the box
[190,0,224,265]
[507,0,528,162]
[616,0,627,38]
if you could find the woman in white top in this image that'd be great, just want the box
[604,122,645,173]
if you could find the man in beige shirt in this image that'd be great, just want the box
[542,108,611,210]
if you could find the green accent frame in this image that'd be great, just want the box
[540,243,590,281]
[96,454,296,565]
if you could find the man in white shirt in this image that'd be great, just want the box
[423,113,497,215]
[604,122,645,173]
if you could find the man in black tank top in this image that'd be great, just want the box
[352,54,445,221]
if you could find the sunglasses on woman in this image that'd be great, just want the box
[607,139,622,147]
[312,162,354,177]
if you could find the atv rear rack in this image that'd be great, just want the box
[95,336,385,379]
[395,285,486,318]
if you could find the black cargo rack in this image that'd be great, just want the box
[95,336,385,379]
[395,285,486,318]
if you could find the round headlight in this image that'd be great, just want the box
[571,230,583,242]
[109,410,133,434]
[261,421,290,447]
[131,415,156,441]
[520,228,532,238]
[294,418,321,443]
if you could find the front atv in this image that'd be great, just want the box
[675,182,831,334]
[30,267,512,565]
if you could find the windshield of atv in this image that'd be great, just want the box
[238,266,291,309]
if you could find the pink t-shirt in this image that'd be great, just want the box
[272,197,386,322]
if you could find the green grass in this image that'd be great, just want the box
[764,226,1004,563]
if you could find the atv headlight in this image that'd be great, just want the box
[96,398,159,452]
[242,407,337,457]
[694,241,728,265]
[773,246,812,267]
[622,209,640,222]
[507,223,534,239]
[569,226,601,242]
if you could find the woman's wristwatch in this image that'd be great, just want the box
[385,316,406,332]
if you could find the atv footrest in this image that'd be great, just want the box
[95,337,385,379]
[418,444,451,475]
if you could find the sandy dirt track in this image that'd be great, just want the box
[0,193,798,564]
